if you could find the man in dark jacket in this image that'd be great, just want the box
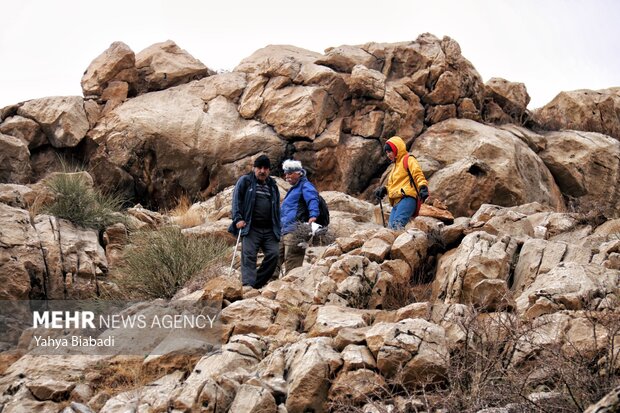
[279,159,320,274]
[228,154,281,288]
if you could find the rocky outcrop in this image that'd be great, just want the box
[0,133,32,184]
[81,41,138,99]
[88,85,284,208]
[515,263,619,318]
[433,231,519,311]
[0,116,47,149]
[0,203,45,300]
[533,88,620,140]
[537,130,620,218]
[412,119,565,217]
[3,34,620,413]
[16,96,89,148]
[135,40,212,93]
[483,77,530,123]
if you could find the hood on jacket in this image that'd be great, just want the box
[386,136,408,163]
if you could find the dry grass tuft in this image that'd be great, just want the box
[169,194,204,229]
[116,226,228,299]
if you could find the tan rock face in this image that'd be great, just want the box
[533,88,620,140]
[228,384,277,413]
[413,119,565,217]
[0,116,47,149]
[349,64,386,99]
[484,77,531,122]
[317,45,381,72]
[0,133,31,184]
[306,305,369,337]
[365,318,449,385]
[512,237,593,296]
[135,40,212,93]
[81,41,138,97]
[285,337,343,413]
[515,262,619,318]
[17,96,89,148]
[88,88,285,208]
[391,229,428,273]
[328,368,385,405]
[258,83,335,139]
[220,297,281,336]
[171,338,263,411]
[433,231,518,311]
[538,130,620,218]
[0,204,44,300]
[33,215,108,299]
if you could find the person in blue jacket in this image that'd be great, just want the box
[279,159,320,274]
[228,154,281,288]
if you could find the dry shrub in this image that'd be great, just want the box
[116,226,228,299]
[383,263,435,311]
[532,311,620,412]
[89,355,196,398]
[44,172,125,230]
[169,194,204,229]
[382,282,418,311]
[27,194,47,222]
[326,308,620,413]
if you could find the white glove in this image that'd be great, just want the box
[310,222,322,236]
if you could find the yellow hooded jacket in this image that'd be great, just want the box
[385,136,428,206]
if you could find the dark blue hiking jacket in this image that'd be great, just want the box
[227,172,281,240]
[281,176,320,235]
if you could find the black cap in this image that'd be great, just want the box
[253,154,271,169]
[384,143,393,152]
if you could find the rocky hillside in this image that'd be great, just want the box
[0,34,619,413]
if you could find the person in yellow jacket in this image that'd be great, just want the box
[374,136,429,229]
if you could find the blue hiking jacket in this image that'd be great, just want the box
[281,176,320,235]
[227,172,281,240]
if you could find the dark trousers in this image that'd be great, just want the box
[241,227,279,288]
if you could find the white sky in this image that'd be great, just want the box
[1,0,618,109]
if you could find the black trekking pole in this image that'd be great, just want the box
[378,198,386,227]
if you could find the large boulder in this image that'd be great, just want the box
[17,96,89,148]
[537,130,620,218]
[533,88,620,141]
[284,337,343,413]
[433,231,519,311]
[0,133,31,184]
[87,83,285,208]
[484,77,530,123]
[135,40,212,93]
[413,119,565,217]
[294,130,385,194]
[80,41,138,98]
[512,237,594,296]
[0,116,47,149]
[366,34,485,121]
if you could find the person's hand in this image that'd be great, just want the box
[308,217,317,224]
[419,186,429,203]
[374,186,387,200]
[236,220,246,229]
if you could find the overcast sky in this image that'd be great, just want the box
[1,0,618,109]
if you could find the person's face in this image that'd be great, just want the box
[284,171,301,185]
[386,150,395,162]
[254,166,270,182]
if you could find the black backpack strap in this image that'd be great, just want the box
[403,154,420,194]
